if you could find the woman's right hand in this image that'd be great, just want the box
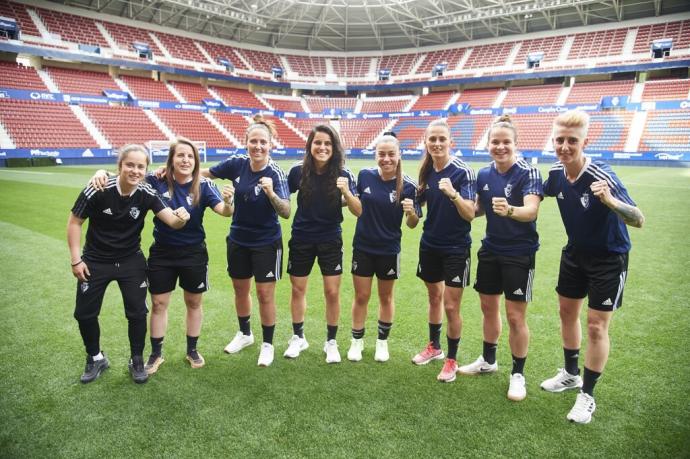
[153,166,166,179]
[88,170,110,191]
[71,260,90,282]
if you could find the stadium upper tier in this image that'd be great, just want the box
[1,1,689,84]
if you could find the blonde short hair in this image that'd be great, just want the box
[553,110,590,135]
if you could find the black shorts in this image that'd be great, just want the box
[416,246,471,288]
[147,242,209,294]
[227,239,283,283]
[556,245,629,312]
[74,251,149,321]
[351,249,400,280]
[287,237,343,277]
[474,247,535,302]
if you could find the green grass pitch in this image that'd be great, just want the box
[0,160,688,458]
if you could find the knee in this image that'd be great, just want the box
[291,283,307,298]
[353,291,370,307]
[378,293,393,309]
[443,301,459,316]
[185,298,202,311]
[256,289,274,306]
[151,299,168,314]
[506,311,525,330]
[324,287,340,305]
[587,319,608,342]
[428,292,443,308]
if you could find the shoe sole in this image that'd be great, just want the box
[145,357,165,375]
[129,370,148,384]
[508,392,527,401]
[437,374,456,383]
[374,356,389,362]
[80,363,109,383]
[283,342,309,359]
[185,355,204,369]
[412,352,445,365]
[540,383,583,393]
[347,354,362,362]
[567,415,592,424]
[258,360,273,367]
[224,342,254,354]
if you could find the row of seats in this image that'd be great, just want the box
[639,110,690,152]
[4,1,689,80]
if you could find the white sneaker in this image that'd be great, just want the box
[566,391,596,424]
[323,339,341,364]
[374,339,389,362]
[257,343,274,367]
[507,373,527,401]
[347,338,363,362]
[283,334,309,359]
[224,331,254,354]
[458,355,498,375]
[540,368,583,393]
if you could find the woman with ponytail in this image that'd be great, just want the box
[456,115,543,402]
[346,132,421,362]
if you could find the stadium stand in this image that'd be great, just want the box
[303,96,357,113]
[237,49,282,74]
[378,54,417,77]
[360,96,412,113]
[586,111,635,152]
[501,84,563,107]
[410,91,456,111]
[81,105,167,147]
[209,86,270,109]
[262,96,305,113]
[35,7,109,48]
[285,56,328,78]
[153,109,228,147]
[515,36,566,64]
[638,110,690,152]
[46,66,120,95]
[331,57,372,79]
[0,1,40,37]
[463,43,515,69]
[456,88,502,108]
[169,81,214,104]
[120,75,177,101]
[566,79,635,104]
[641,78,690,101]
[448,115,494,149]
[505,113,554,150]
[101,21,165,56]
[339,119,390,149]
[0,61,49,91]
[633,20,690,54]
[154,31,208,64]
[196,41,248,71]
[393,117,435,149]
[212,112,250,146]
[417,49,467,74]
[567,29,628,60]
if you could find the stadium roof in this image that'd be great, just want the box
[47,0,690,52]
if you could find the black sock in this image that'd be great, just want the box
[447,336,461,360]
[150,336,164,356]
[186,335,198,354]
[262,324,275,344]
[78,318,100,356]
[327,325,338,341]
[564,347,580,375]
[511,355,526,375]
[377,321,393,340]
[238,315,251,336]
[582,367,601,396]
[429,323,442,350]
[483,341,498,365]
[128,317,147,358]
[351,328,365,339]
[292,322,304,338]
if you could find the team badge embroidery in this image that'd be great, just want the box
[389,191,397,203]
[504,183,512,198]
[254,184,262,196]
[81,282,89,293]
[130,206,140,219]
[186,195,193,206]
[580,192,590,209]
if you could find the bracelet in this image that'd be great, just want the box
[450,192,460,201]
[507,206,514,217]
[71,260,83,267]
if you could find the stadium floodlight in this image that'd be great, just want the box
[423,0,602,28]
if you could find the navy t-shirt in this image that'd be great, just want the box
[288,162,357,243]
[543,157,634,254]
[71,177,167,262]
[209,155,289,247]
[147,175,222,247]
[476,159,543,256]
[353,168,422,255]
[419,157,476,253]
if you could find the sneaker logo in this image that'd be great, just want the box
[483,184,489,191]
[451,275,461,283]
[387,268,396,275]
[197,282,205,289]
[602,298,613,306]
[129,206,140,219]
[363,186,371,194]
[102,208,113,215]
[139,281,148,288]
[513,288,524,295]
[334,264,341,271]
[557,192,564,199]
[80,282,89,293]
[265,271,275,278]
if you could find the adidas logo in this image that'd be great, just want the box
[602,298,613,306]
[265,271,275,278]
[557,192,564,200]
[452,275,461,283]
[197,282,205,289]
[102,208,113,215]
[387,268,396,275]
[483,184,489,191]
[334,264,342,271]
[513,288,524,295]
[139,281,147,288]
[235,177,240,183]
[363,187,371,194]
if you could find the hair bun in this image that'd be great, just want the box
[495,114,512,124]
[382,131,397,138]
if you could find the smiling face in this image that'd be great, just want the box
[246,127,272,167]
[171,143,196,179]
[424,124,452,164]
[488,127,517,171]
[376,140,400,179]
[118,149,148,189]
[552,124,588,168]
[310,131,334,171]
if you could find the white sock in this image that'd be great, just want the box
[92,352,104,361]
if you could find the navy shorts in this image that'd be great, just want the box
[227,238,283,283]
[351,249,400,280]
[416,246,471,288]
[556,245,629,311]
[147,242,209,294]
[287,237,343,277]
[474,247,535,302]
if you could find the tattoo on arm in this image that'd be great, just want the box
[613,201,645,228]
[269,193,291,219]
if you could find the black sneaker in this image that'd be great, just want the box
[80,353,109,384]
[128,355,148,384]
